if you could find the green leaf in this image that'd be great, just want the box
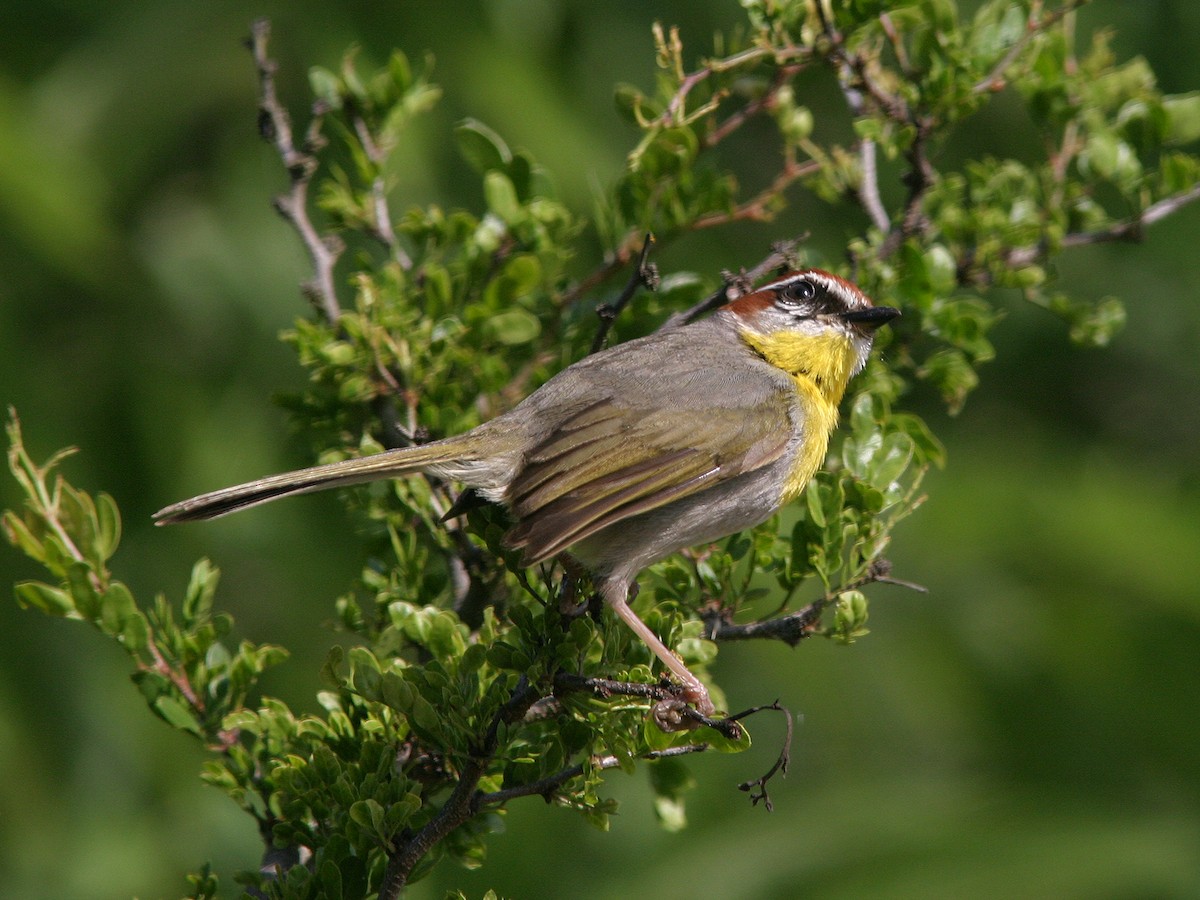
[483,171,521,221]
[923,244,958,296]
[868,433,916,490]
[66,562,100,621]
[456,119,512,174]
[183,558,219,624]
[309,66,344,108]
[14,580,74,616]
[153,695,202,736]
[1164,92,1200,144]
[93,492,121,563]
[485,309,541,346]
[2,511,45,563]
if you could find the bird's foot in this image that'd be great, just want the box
[651,676,717,732]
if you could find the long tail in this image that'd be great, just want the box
[154,435,482,524]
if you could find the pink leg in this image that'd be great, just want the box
[601,579,715,716]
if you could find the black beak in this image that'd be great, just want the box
[841,306,901,330]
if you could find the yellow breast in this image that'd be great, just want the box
[739,329,861,502]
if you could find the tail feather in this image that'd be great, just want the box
[154,438,477,524]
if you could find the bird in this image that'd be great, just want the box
[155,268,899,718]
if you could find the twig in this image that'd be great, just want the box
[474,745,707,809]
[690,156,822,231]
[247,19,344,322]
[590,234,658,353]
[856,139,891,233]
[664,238,805,329]
[1006,181,1200,269]
[702,558,925,646]
[351,115,413,270]
[732,700,793,811]
[552,673,743,740]
[703,62,807,148]
[827,22,890,235]
[971,0,1090,94]
[378,679,540,899]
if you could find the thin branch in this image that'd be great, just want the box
[690,156,823,231]
[732,700,793,811]
[703,62,807,148]
[971,0,1091,94]
[378,679,540,900]
[1067,181,1200,241]
[856,139,891,233]
[590,234,658,353]
[827,21,889,235]
[822,8,937,258]
[664,238,806,329]
[702,558,925,646]
[1006,181,1200,269]
[552,673,744,739]
[247,19,343,322]
[474,745,707,809]
[351,115,413,270]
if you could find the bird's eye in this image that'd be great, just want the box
[778,279,817,305]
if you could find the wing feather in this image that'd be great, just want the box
[504,394,793,563]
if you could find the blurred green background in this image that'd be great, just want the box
[2,2,1198,897]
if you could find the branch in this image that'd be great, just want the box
[702,559,925,646]
[703,62,807,148]
[664,238,805,329]
[856,139,891,234]
[552,673,744,740]
[590,234,658,353]
[377,668,751,896]
[475,745,708,809]
[1006,182,1200,269]
[972,0,1091,94]
[689,156,822,230]
[732,700,793,811]
[350,115,413,270]
[247,19,344,322]
[378,679,540,900]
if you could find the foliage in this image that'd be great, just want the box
[4,2,1199,897]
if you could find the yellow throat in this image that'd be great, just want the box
[739,327,862,502]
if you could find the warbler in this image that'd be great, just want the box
[156,268,899,716]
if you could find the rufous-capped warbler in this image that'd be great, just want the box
[156,268,899,717]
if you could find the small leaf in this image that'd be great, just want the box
[483,171,521,222]
[14,581,74,616]
[93,492,121,562]
[2,511,45,563]
[485,309,541,346]
[183,558,219,624]
[1164,92,1200,144]
[923,244,958,295]
[456,119,512,173]
[153,695,202,735]
[309,66,344,108]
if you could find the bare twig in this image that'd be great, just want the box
[664,238,805,329]
[702,558,925,646]
[475,745,707,809]
[351,115,413,270]
[1006,181,1200,270]
[972,0,1091,94]
[590,234,658,353]
[379,679,540,899]
[247,19,344,322]
[732,700,793,811]
[690,156,822,231]
[856,139,891,233]
[703,62,807,148]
